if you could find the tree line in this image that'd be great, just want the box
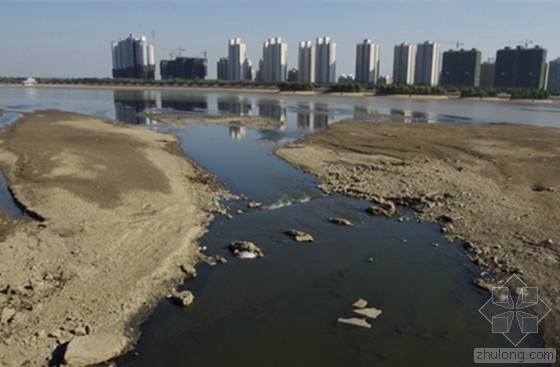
[1,76,556,99]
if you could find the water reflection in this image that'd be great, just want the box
[217,96,252,116]
[113,90,156,124]
[161,93,208,112]
[296,102,334,131]
[258,99,286,123]
[228,125,246,140]
[390,108,435,123]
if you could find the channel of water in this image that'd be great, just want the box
[0,87,556,366]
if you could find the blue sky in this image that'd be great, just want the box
[1,0,559,79]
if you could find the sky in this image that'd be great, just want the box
[1,0,559,79]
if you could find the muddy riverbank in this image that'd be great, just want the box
[0,110,225,366]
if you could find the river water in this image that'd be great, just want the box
[1,87,557,366]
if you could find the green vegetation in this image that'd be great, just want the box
[375,84,446,95]
[326,83,362,93]
[277,82,314,91]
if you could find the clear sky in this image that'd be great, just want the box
[1,0,559,79]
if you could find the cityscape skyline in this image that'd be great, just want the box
[2,0,560,79]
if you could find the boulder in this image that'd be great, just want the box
[284,229,315,243]
[229,240,264,258]
[247,201,263,209]
[328,217,354,226]
[337,317,371,329]
[171,290,195,307]
[353,307,382,320]
[64,333,129,366]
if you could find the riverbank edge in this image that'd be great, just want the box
[2,83,559,105]
[0,110,229,366]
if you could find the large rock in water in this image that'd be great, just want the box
[64,333,129,366]
[328,217,354,226]
[353,307,383,319]
[337,317,372,329]
[284,229,315,242]
[171,290,195,307]
[228,240,264,258]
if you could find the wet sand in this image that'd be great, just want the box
[276,120,560,352]
[0,110,225,366]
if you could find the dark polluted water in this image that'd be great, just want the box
[116,120,544,366]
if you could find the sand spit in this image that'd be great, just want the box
[0,110,225,366]
[276,120,560,352]
[144,111,285,131]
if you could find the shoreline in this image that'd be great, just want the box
[2,83,559,105]
[275,120,560,352]
[0,110,226,366]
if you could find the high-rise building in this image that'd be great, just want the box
[315,37,336,84]
[393,43,416,85]
[111,34,155,79]
[298,41,315,83]
[494,46,547,89]
[217,57,229,80]
[440,49,481,87]
[355,39,380,84]
[480,60,495,87]
[415,41,441,86]
[228,38,248,81]
[547,58,560,91]
[160,57,207,80]
[261,37,288,83]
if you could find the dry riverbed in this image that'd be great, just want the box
[275,120,560,352]
[0,110,226,366]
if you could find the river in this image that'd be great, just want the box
[1,87,557,366]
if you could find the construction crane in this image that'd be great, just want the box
[163,48,187,59]
[439,40,464,50]
[508,39,533,48]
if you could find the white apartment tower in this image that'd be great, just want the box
[415,41,442,86]
[261,37,288,82]
[355,39,381,83]
[228,38,248,81]
[315,37,337,84]
[111,34,155,79]
[393,43,417,85]
[298,41,315,83]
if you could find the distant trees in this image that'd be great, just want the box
[277,82,313,91]
[326,83,362,93]
[375,84,445,95]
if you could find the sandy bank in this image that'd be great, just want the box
[0,110,225,366]
[276,120,560,352]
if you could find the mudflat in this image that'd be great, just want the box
[0,110,224,366]
[276,120,560,351]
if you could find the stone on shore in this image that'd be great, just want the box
[284,229,315,242]
[64,333,129,366]
[171,290,195,307]
[337,317,372,329]
[228,240,264,258]
[366,200,397,217]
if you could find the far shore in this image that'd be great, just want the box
[2,83,559,105]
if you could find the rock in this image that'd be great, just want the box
[366,201,396,217]
[337,317,371,329]
[228,240,264,258]
[354,307,383,320]
[473,278,494,292]
[436,215,454,224]
[284,229,315,243]
[71,326,90,337]
[532,185,555,192]
[179,264,197,280]
[328,217,354,226]
[1,307,16,324]
[352,299,368,309]
[64,333,129,366]
[247,201,263,209]
[171,290,195,307]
